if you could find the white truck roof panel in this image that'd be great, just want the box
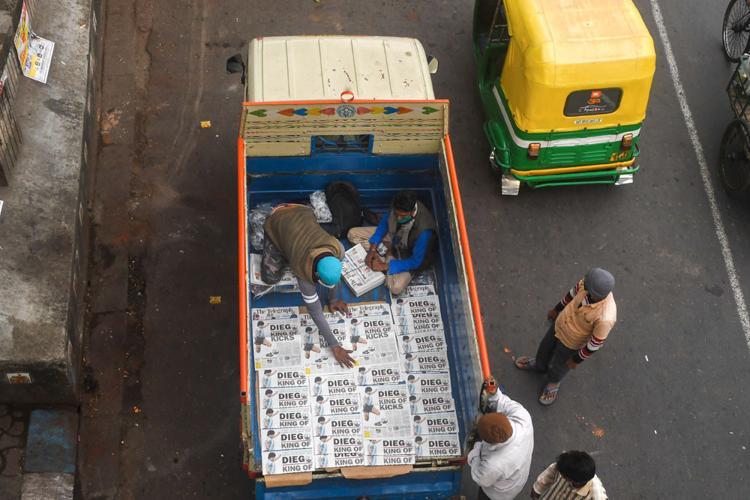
[247,36,435,102]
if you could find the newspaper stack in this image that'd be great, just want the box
[255,284,461,475]
[255,307,315,475]
[342,244,386,297]
[390,275,462,461]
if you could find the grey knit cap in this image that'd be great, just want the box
[584,268,615,300]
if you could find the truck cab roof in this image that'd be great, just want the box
[247,36,436,102]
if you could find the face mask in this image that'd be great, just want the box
[397,215,414,225]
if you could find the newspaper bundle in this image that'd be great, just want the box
[342,244,386,296]
[253,287,463,473]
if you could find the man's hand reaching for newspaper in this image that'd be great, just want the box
[333,345,355,368]
[329,300,349,314]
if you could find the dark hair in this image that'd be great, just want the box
[393,190,417,212]
[557,451,596,484]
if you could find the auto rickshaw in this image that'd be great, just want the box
[473,0,656,194]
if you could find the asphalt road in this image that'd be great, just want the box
[77,0,750,498]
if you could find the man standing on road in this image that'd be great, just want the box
[347,190,436,295]
[514,268,617,405]
[531,451,607,499]
[263,203,354,368]
[468,388,534,500]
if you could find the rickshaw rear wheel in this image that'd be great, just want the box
[719,119,750,196]
[723,0,750,62]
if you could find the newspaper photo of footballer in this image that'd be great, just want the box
[301,326,321,360]
[260,369,309,389]
[412,411,459,436]
[413,434,461,459]
[313,414,363,437]
[406,373,452,397]
[261,388,309,410]
[348,318,369,351]
[262,449,313,475]
[262,409,311,430]
[361,386,381,422]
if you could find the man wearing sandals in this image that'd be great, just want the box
[515,268,617,406]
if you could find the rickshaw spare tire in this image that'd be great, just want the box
[719,119,750,196]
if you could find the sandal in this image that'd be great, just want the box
[514,356,537,371]
[539,383,560,406]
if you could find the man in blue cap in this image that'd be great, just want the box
[262,204,354,368]
[514,268,617,405]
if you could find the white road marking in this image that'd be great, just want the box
[650,0,750,349]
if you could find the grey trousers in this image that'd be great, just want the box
[535,323,577,383]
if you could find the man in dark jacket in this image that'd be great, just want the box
[347,190,436,295]
[262,204,354,368]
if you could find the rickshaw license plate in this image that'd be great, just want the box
[501,174,521,195]
[615,173,634,186]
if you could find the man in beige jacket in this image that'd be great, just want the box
[514,268,617,405]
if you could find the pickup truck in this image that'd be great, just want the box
[236,35,492,498]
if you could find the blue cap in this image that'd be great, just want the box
[316,256,342,286]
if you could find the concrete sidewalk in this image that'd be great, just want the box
[0,0,96,405]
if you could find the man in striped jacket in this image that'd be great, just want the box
[531,451,607,499]
[514,268,617,405]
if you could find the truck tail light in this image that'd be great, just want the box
[620,133,633,150]
[527,143,540,159]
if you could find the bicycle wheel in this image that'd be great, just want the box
[723,0,750,62]
[719,120,750,196]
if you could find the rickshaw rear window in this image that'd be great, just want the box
[564,89,622,117]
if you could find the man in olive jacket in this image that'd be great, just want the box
[262,204,354,368]
[347,190,436,295]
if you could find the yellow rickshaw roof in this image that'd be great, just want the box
[505,0,655,87]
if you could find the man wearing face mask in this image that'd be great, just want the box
[514,268,617,405]
[347,190,436,295]
[262,204,354,368]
